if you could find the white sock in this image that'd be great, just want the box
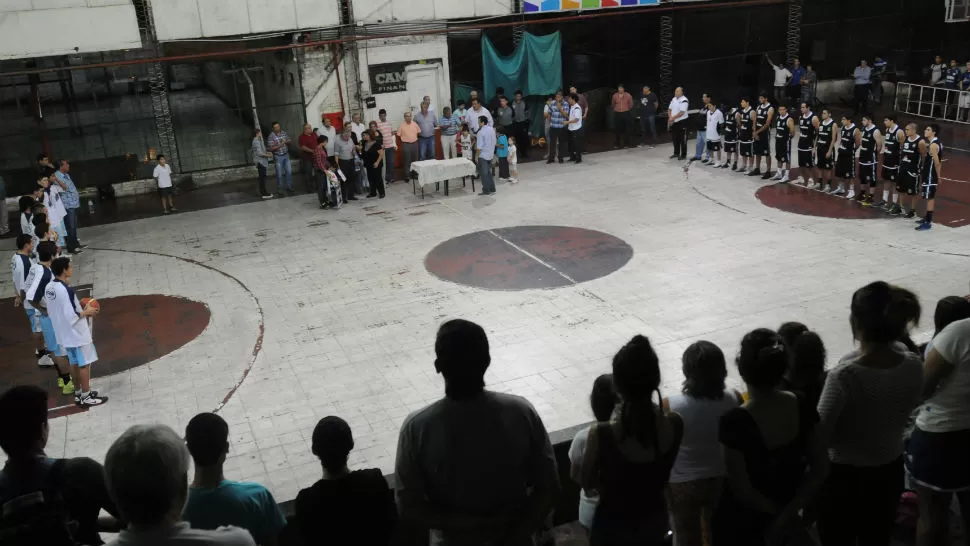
[882,190,889,202]
[892,194,899,203]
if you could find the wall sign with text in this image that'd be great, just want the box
[523,0,659,12]
[368,58,443,94]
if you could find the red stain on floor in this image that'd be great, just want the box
[0,295,210,418]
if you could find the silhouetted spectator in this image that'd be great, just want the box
[0,386,120,545]
[182,413,286,546]
[908,316,970,546]
[568,374,619,531]
[295,416,396,546]
[664,341,741,546]
[580,335,684,545]
[394,319,559,546]
[777,321,808,349]
[104,424,255,546]
[712,329,827,546]
[816,282,924,546]
[922,296,970,357]
[782,331,828,410]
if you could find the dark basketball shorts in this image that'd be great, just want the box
[897,171,918,195]
[798,149,814,168]
[158,186,174,196]
[775,140,791,163]
[706,140,722,152]
[859,163,877,184]
[754,132,770,157]
[836,155,855,179]
[920,181,938,199]
[816,148,833,170]
[724,141,737,153]
[881,165,898,182]
[740,141,753,157]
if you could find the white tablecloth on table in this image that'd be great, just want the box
[410,158,476,188]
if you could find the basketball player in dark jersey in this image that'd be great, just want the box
[857,115,882,206]
[750,93,775,179]
[736,98,756,173]
[897,123,923,218]
[880,116,905,213]
[796,102,819,187]
[814,109,838,192]
[722,105,739,170]
[916,124,943,231]
[832,116,860,197]
[772,105,796,182]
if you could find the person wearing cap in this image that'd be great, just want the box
[295,416,396,546]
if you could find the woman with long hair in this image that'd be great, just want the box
[568,374,619,531]
[664,341,740,546]
[782,330,828,409]
[712,329,827,546]
[921,296,970,357]
[580,335,683,546]
[816,282,924,545]
[361,129,386,199]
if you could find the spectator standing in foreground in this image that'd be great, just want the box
[312,135,333,209]
[153,155,176,214]
[923,296,970,357]
[496,127,510,181]
[692,93,712,162]
[361,130,386,199]
[852,60,873,115]
[397,112,421,182]
[511,90,530,158]
[668,87,690,160]
[815,282,924,546]
[765,54,793,105]
[251,129,273,199]
[414,102,438,161]
[782,329,829,410]
[475,118,498,195]
[394,320,559,545]
[349,112,366,143]
[567,93,585,164]
[464,98,494,134]
[376,109,397,183]
[298,124,318,193]
[104,424,255,546]
[640,85,659,148]
[545,91,569,164]
[569,86,589,121]
[568,375,619,531]
[580,335,683,545]
[438,106,461,160]
[495,96,514,136]
[54,159,82,254]
[296,416,397,546]
[182,413,286,546]
[664,341,740,546]
[319,117,337,157]
[712,329,827,546]
[333,127,359,203]
[0,386,120,545]
[611,84,634,148]
[908,316,970,546]
[267,122,293,196]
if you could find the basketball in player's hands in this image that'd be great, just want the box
[80,297,100,312]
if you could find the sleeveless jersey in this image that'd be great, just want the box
[723,109,738,142]
[839,123,857,155]
[883,125,903,168]
[775,114,792,144]
[816,119,835,151]
[756,103,772,130]
[738,107,754,141]
[798,113,816,150]
[900,136,921,176]
[922,137,943,184]
[859,125,878,165]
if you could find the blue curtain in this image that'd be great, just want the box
[481,32,562,99]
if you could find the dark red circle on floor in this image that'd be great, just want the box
[756,183,889,220]
[0,295,210,418]
[425,226,634,290]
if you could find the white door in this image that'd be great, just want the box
[405,63,442,115]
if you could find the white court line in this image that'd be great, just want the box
[486,228,579,285]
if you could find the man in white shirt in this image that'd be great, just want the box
[348,112,366,143]
[668,87,690,160]
[704,102,725,167]
[566,93,584,164]
[464,99,493,134]
[319,117,337,156]
[44,256,106,407]
[766,54,793,104]
[153,155,176,215]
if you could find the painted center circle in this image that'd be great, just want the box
[425,226,634,290]
[756,184,890,220]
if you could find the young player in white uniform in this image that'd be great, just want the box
[11,234,50,368]
[39,174,68,242]
[704,102,725,167]
[24,241,76,395]
[44,256,106,406]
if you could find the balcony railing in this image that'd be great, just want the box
[894,82,970,125]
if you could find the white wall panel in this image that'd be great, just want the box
[354,0,511,24]
[151,0,340,41]
[0,1,141,60]
[357,36,452,121]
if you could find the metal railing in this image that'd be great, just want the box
[894,82,970,125]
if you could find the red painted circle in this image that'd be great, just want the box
[425,226,633,290]
[756,183,890,220]
[0,295,210,417]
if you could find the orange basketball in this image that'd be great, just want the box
[80,297,100,311]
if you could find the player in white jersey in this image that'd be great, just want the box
[24,241,76,394]
[704,102,725,167]
[45,256,106,406]
[11,234,50,368]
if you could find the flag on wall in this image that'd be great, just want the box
[523,0,659,12]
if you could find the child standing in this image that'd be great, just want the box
[153,154,177,214]
[460,124,475,162]
[496,128,510,181]
[39,175,68,243]
[508,136,519,183]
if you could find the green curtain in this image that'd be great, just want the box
[482,32,562,100]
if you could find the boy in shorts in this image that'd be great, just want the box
[153,154,177,214]
[11,234,49,368]
[45,256,105,406]
[25,241,75,394]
